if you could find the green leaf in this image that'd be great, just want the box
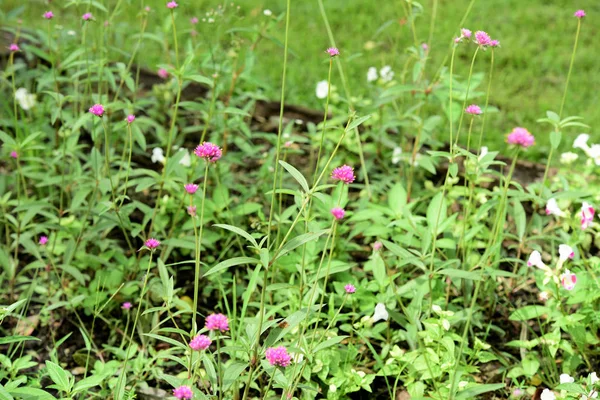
[427,193,447,233]
[550,130,562,150]
[222,362,247,391]
[455,383,505,400]
[0,335,40,345]
[436,269,482,281]
[186,74,213,86]
[213,224,258,248]
[522,354,540,377]
[73,374,103,393]
[347,115,372,131]
[388,183,407,215]
[312,336,348,354]
[509,305,549,321]
[277,229,329,259]
[512,200,526,241]
[143,333,188,350]
[279,160,309,193]
[45,361,73,393]
[7,388,56,400]
[203,257,259,277]
[546,110,560,122]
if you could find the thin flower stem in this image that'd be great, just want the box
[170,11,180,71]
[454,47,480,148]
[119,123,134,208]
[448,46,457,155]
[314,59,334,184]
[216,335,223,400]
[476,50,495,152]
[192,161,210,335]
[559,19,581,118]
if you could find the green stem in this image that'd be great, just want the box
[192,161,210,334]
[454,47,480,149]
[559,19,581,118]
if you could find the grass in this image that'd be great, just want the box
[2,0,598,160]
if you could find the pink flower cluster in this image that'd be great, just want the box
[326,47,340,57]
[265,346,291,367]
[10,151,18,159]
[157,68,169,79]
[39,236,48,246]
[185,184,199,194]
[167,1,179,9]
[9,43,20,52]
[205,313,229,332]
[173,385,193,399]
[89,104,105,117]
[331,207,345,220]
[507,127,534,148]
[43,11,54,19]
[465,104,482,115]
[122,302,132,310]
[145,238,160,249]
[194,142,222,162]
[455,28,499,48]
[344,284,356,294]
[574,9,586,18]
[187,205,197,217]
[581,202,595,230]
[189,334,211,351]
[126,115,135,124]
[82,13,93,21]
[331,165,355,184]
[560,270,577,291]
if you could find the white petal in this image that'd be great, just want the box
[540,389,556,400]
[372,303,389,322]
[558,244,573,262]
[315,80,329,99]
[560,373,574,384]
[574,133,590,150]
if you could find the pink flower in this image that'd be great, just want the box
[344,284,356,294]
[581,202,595,230]
[82,13,93,21]
[205,313,229,332]
[560,270,577,290]
[187,205,197,217]
[474,31,492,47]
[506,127,535,148]
[331,207,345,220]
[465,104,482,115]
[194,142,222,162]
[89,104,105,117]
[145,6,151,12]
[43,11,54,19]
[574,10,586,18]
[10,151,18,159]
[191,17,199,24]
[265,346,291,367]
[326,47,340,57]
[167,1,178,9]
[126,115,135,124]
[490,40,500,48]
[189,334,211,351]
[122,302,132,309]
[173,385,193,400]
[39,236,48,246]
[373,241,383,251]
[461,28,472,39]
[9,44,19,52]
[145,238,160,249]
[284,141,293,148]
[184,183,199,194]
[331,165,355,184]
[157,68,169,79]
[421,43,428,51]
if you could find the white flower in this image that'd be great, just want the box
[208,17,215,23]
[574,134,590,150]
[545,198,565,217]
[590,372,599,384]
[372,303,389,323]
[263,9,272,16]
[67,30,76,36]
[14,88,36,110]
[560,373,575,384]
[479,146,488,160]
[178,148,191,167]
[582,391,599,400]
[540,389,556,400]
[379,65,394,82]
[392,147,402,164]
[329,384,337,393]
[367,67,378,82]
[527,251,545,269]
[315,80,329,99]
[558,244,574,262]
[538,291,549,301]
[560,152,578,164]
[151,147,165,164]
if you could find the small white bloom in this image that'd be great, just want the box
[574,133,590,150]
[458,381,468,388]
[560,152,578,164]
[540,389,556,400]
[315,80,329,99]
[14,88,36,110]
[67,30,76,36]
[583,390,599,399]
[590,372,599,384]
[538,291,549,301]
[479,146,488,160]
[558,244,574,262]
[545,198,565,218]
[151,147,165,164]
[431,304,442,313]
[178,148,191,167]
[329,384,337,393]
[263,9,272,16]
[372,303,389,323]
[208,17,215,23]
[367,67,378,82]
[379,65,394,82]
[560,373,575,384]
[527,251,545,269]
[392,147,402,164]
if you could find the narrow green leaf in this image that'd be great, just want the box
[203,257,259,277]
[279,160,309,193]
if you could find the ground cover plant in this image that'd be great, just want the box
[1,1,600,399]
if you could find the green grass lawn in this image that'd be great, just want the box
[2,0,598,160]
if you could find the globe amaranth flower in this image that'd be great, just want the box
[344,284,356,294]
[545,198,565,217]
[157,68,169,79]
[461,28,472,39]
[189,334,211,351]
[490,40,500,48]
[43,11,54,19]
[507,127,534,148]
[191,17,199,24]
[184,183,199,194]
[39,236,49,246]
[187,205,197,217]
[331,207,345,220]
[194,142,222,162]
[9,44,20,52]
[126,115,135,124]
[205,313,229,332]
[167,1,179,9]
[465,104,482,115]
[474,31,492,47]
[82,13,93,20]
[326,47,340,57]
[89,104,104,117]
[373,241,383,251]
[10,151,18,159]
[122,302,132,310]
[265,346,291,367]
[558,244,574,262]
[145,238,160,249]
[574,9,586,18]
[560,270,577,291]
[173,385,193,400]
[581,202,595,230]
[331,165,355,184]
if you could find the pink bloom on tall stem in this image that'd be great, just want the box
[265,346,291,367]
[507,127,535,148]
[191,17,199,24]
[43,11,54,19]
[126,115,135,124]
[474,31,492,47]
[157,68,169,79]
[184,183,199,194]
[10,151,18,159]
[172,385,193,400]
[167,1,179,9]
[82,13,93,21]
[145,6,151,12]
[9,44,20,52]
[331,207,345,220]
[122,302,132,310]
[373,241,383,251]
[187,205,197,217]
[205,313,229,332]
[344,284,356,294]
[189,334,211,351]
[465,104,482,115]
[574,10,586,18]
[326,47,340,57]
[331,165,355,184]
[490,39,500,48]
[89,104,105,117]
[461,28,472,39]
[39,236,48,246]
[560,270,577,290]
[581,202,595,230]
[145,238,160,249]
[194,142,222,162]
